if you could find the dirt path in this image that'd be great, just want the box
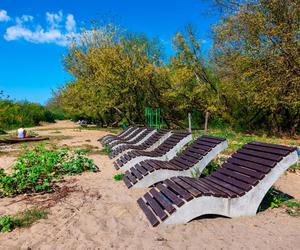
[0,120,299,250]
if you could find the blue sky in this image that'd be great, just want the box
[0,0,218,104]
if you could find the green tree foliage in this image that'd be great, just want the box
[0,93,57,130]
[55,0,299,134]
[59,24,169,126]
[212,0,300,133]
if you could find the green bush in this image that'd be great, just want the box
[113,173,125,181]
[0,96,57,130]
[0,144,97,197]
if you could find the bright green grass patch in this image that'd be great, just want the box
[0,207,48,233]
[113,173,125,181]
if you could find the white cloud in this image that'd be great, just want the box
[3,10,77,46]
[66,14,76,32]
[0,9,10,22]
[46,11,63,29]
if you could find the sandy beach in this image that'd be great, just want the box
[0,121,299,250]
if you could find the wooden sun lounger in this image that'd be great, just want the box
[123,135,228,189]
[109,127,154,148]
[114,131,193,171]
[103,127,144,145]
[101,126,136,144]
[109,129,171,159]
[110,128,157,150]
[137,141,298,226]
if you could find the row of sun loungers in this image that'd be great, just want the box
[100,127,298,227]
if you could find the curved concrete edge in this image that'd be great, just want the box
[107,128,146,146]
[132,140,228,188]
[120,134,193,171]
[162,151,298,225]
[112,131,172,161]
[111,129,157,151]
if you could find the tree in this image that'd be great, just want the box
[213,0,300,134]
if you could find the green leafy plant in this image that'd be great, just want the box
[99,145,112,155]
[113,173,125,181]
[258,188,292,212]
[0,208,48,233]
[0,144,97,197]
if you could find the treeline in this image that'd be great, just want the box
[52,0,300,134]
[0,94,62,130]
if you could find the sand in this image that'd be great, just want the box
[0,120,299,250]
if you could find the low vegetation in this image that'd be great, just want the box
[113,173,125,181]
[0,144,97,197]
[0,207,48,233]
[99,145,112,155]
[285,201,300,217]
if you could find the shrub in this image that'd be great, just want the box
[0,144,97,197]
[113,173,125,181]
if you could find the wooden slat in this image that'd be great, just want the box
[179,177,212,196]
[141,161,155,172]
[185,150,205,159]
[193,144,211,151]
[136,164,149,176]
[198,179,233,197]
[137,198,160,227]
[149,188,176,214]
[164,179,194,201]
[218,167,259,185]
[144,193,168,221]
[149,161,163,170]
[201,135,226,142]
[196,141,216,147]
[223,162,265,179]
[228,157,271,173]
[169,159,186,170]
[243,144,290,156]
[208,176,245,196]
[130,167,143,180]
[238,149,282,162]
[249,141,295,152]
[156,183,185,207]
[232,153,276,167]
[211,172,252,191]
[125,171,137,184]
[123,176,133,188]
[171,177,202,197]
